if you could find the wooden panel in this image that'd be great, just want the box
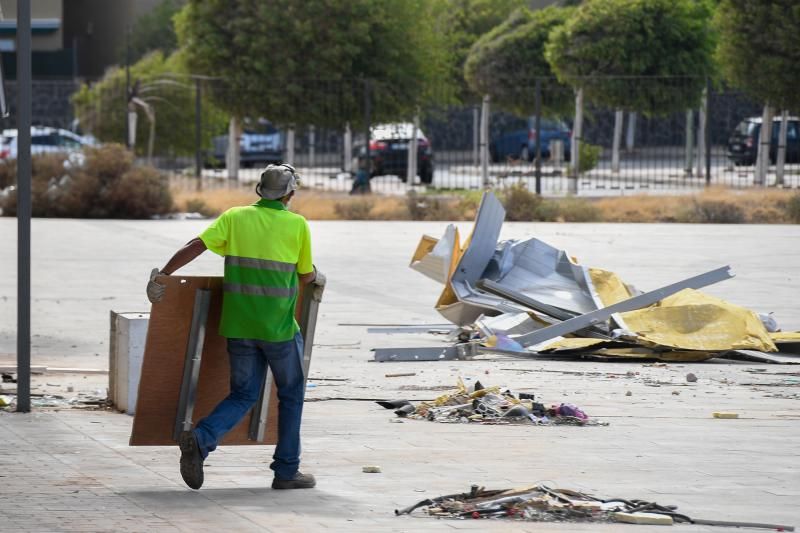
[130,275,296,446]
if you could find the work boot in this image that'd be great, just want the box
[178,430,204,490]
[272,472,316,490]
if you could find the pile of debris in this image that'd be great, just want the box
[395,484,795,530]
[377,378,604,426]
[374,192,800,364]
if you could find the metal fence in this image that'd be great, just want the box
[39,76,800,196]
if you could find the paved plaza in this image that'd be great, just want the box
[0,219,798,532]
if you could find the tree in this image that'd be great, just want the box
[127,0,186,63]
[72,51,227,158]
[716,0,800,184]
[464,6,574,116]
[546,0,716,115]
[173,0,453,129]
[546,0,715,179]
[441,0,529,103]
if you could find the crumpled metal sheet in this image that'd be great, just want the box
[435,193,516,325]
[616,289,777,352]
[490,238,601,315]
[409,224,459,285]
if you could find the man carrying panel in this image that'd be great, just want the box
[147,163,317,490]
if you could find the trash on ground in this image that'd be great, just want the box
[377,378,606,427]
[362,465,382,473]
[395,483,795,531]
[712,412,739,419]
[375,192,800,365]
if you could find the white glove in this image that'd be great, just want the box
[146,268,166,303]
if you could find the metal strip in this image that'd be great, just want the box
[225,256,296,272]
[373,343,477,362]
[515,266,734,348]
[476,279,609,340]
[248,368,273,441]
[223,282,297,298]
[477,279,577,321]
[298,274,326,379]
[173,289,211,441]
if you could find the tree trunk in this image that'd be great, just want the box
[473,106,480,167]
[343,122,352,173]
[286,127,295,166]
[127,110,138,150]
[611,109,623,174]
[406,113,419,184]
[570,88,583,193]
[226,116,240,180]
[684,110,694,176]
[776,110,789,186]
[308,125,315,168]
[625,112,636,152]
[755,104,773,185]
[696,89,707,179]
[480,95,490,188]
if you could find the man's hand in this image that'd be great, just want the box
[146,268,166,303]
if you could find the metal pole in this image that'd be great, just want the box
[194,78,202,190]
[125,25,131,148]
[363,80,371,182]
[534,79,542,195]
[16,0,32,413]
[705,78,712,186]
[480,95,489,188]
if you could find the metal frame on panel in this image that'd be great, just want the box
[173,289,211,441]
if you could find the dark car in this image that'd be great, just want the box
[357,123,434,183]
[490,118,571,162]
[727,116,800,166]
[210,118,283,168]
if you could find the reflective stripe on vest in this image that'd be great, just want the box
[223,283,297,298]
[225,256,296,273]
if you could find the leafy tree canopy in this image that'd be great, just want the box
[464,6,574,116]
[127,0,186,63]
[174,0,453,128]
[546,0,716,114]
[715,0,800,111]
[72,51,227,156]
[440,0,529,102]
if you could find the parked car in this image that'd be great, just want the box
[210,118,283,168]
[356,123,434,183]
[727,116,800,166]
[0,127,94,160]
[490,117,571,162]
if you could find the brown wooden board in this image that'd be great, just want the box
[130,275,302,446]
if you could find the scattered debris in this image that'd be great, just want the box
[362,466,382,473]
[377,192,800,365]
[377,379,606,427]
[686,373,698,382]
[385,372,416,378]
[395,483,796,531]
[712,412,739,419]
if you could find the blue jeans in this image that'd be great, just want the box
[193,332,306,480]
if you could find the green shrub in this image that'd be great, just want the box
[184,197,218,217]
[334,198,374,220]
[501,183,544,221]
[684,199,745,223]
[0,144,173,219]
[579,142,601,173]
[786,192,800,223]
[557,196,602,222]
